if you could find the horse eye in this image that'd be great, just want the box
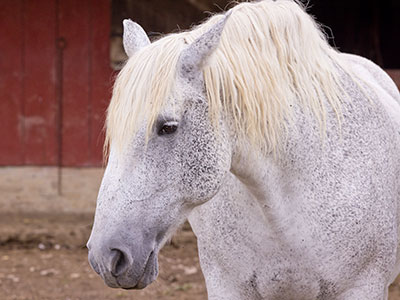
[158,122,178,136]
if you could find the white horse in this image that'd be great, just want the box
[87,0,400,299]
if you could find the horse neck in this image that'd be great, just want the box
[230,142,284,207]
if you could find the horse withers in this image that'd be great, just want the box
[87,1,400,299]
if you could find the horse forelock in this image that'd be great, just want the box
[105,0,349,159]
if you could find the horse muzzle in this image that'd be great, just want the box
[87,241,159,289]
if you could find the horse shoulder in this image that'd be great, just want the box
[341,52,400,158]
[341,53,399,103]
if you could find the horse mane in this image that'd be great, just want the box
[106,0,347,157]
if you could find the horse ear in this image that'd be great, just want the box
[179,13,230,77]
[123,19,150,57]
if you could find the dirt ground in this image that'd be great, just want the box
[0,214,206,300]
[1,214,400,300]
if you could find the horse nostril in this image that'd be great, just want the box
[110,249,129,277]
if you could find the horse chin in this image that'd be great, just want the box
[119,250,159,290]
[133,250,159,289]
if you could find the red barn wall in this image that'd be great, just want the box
[0,0,112,167]
[0,0,399,167]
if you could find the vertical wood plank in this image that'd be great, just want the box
[58,0,91,166]
[23,0,58,165]
[89,0,112,166]
[1,0,115,166]
[0,1,24,165]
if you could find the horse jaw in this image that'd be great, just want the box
[123,19,150,57]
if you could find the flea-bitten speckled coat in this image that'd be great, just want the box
[87,1,400,299]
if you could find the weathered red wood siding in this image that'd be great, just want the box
[0,1,25,165]
[0,0,398,166]
[0,0,111,166]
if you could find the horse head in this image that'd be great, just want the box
[87,15,232,289]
